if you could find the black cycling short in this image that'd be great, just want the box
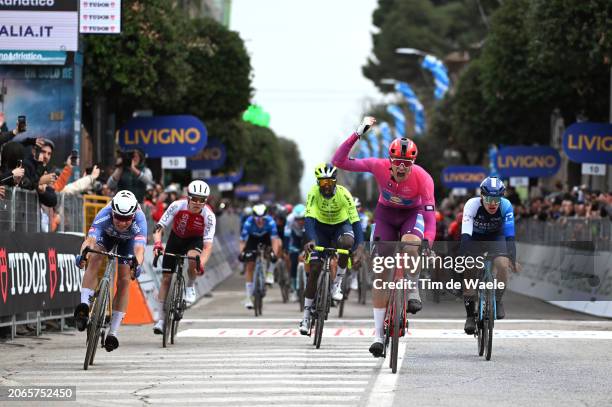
[244,233,272,259]
[162,231,203,274]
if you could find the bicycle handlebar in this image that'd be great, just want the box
[81,246,138,280]
[314,246,350,256]
[153,251,201,273]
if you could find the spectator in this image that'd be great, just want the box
[107,149,153,202]
[21,139,57,207]
[0,141,25,187]
[560,199,575,218]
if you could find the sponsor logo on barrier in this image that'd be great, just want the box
[0,248,7,303]
[0,249,80,303]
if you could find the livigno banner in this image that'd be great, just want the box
[0,232,83,317]
[117,115,208,158]
[562,122,612,164]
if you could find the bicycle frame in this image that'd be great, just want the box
[309,246,350,349]
[252,243,268,316]
[153,251,200,347]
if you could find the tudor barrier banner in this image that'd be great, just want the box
[0,232,82,317]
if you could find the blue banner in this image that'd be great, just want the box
[117,115,208,158]
[204,168,243,185]
[562,122,612,164]
[187,138,227,170]
[386,104,406,137]
[235,184,265,199]
[496,146,561,177]
[442,166,488,189]
[421,54,450,100]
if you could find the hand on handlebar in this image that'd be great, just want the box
[153,241,164,256]
[304,241,316,254]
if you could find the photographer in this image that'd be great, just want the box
[107,149,153,202]
[21,138,57,207]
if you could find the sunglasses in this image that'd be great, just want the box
[390,158,414,167]
[483,196,501,205]
[189,196,207,204]
[318,178,336,187]
[113,213,134,222]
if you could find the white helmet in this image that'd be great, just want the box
[252,203,267,217]
[188,180,210,198]
[111,190,138,217]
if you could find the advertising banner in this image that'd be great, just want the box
[442,166,487,189]
[187,137,227,170]
[79,0,122,34]
[234,184,265,199]
[205,168,243,185]
[2,62,77,168]
[0,0,78,51]
[0,232,83,317]
[496,146,561,177]
[117,115,208,158]
[562,122,612,164]
[0,50,67,65]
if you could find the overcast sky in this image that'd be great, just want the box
[230,0,382,200]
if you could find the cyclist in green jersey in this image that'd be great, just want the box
[299,163,364,334]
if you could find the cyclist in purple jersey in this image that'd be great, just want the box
[332,117,437,357]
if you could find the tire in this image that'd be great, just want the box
[84,278,108,370]
[485,289,495,361]
[383,293,393,359]
[390,288,403,373]
[338,272,350,318]
[314,272,329,349]
[477,292,485,357]
[297,264,306,312]
[171,275,184,345]
[358,263,367,305]
[254,263,263,317]
[163,273,177,348]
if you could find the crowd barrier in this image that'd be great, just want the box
[136,214,241,323]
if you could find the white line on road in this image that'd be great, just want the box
[367,342,407,406]
[180,318,612,325]
[178,328,612,339]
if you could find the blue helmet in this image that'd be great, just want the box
[480,177,506,197]
[292,204,306,219]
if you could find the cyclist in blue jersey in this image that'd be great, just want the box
[460,177,518,334]
[238,203,282,309]
[74,190,147,352]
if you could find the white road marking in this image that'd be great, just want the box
[178,328,612,339]
[368,342,408,406]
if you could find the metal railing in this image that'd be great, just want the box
[0,187,84,234]
[515,218,611,250]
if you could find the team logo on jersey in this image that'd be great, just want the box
[425,205,434,211]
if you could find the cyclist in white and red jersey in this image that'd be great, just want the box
[151,180,216,335]
[332,116,437,357]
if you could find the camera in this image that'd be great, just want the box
[17,115,26,133]
[119,150,134,168]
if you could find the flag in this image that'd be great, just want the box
[421,54,450,100]
[394,82,426,135]
[386,104,406,137]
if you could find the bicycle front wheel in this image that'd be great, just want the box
[171,275,185,345]
[254,264,264,317]
[297,264,306,312]
[485,289,494,361]
[314,272,329,349]
[390,288,404,373]
[163,273,178,348]
[84,278,108,370]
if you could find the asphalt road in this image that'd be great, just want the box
[1,270,611,406]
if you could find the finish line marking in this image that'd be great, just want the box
[177,328,612,339]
